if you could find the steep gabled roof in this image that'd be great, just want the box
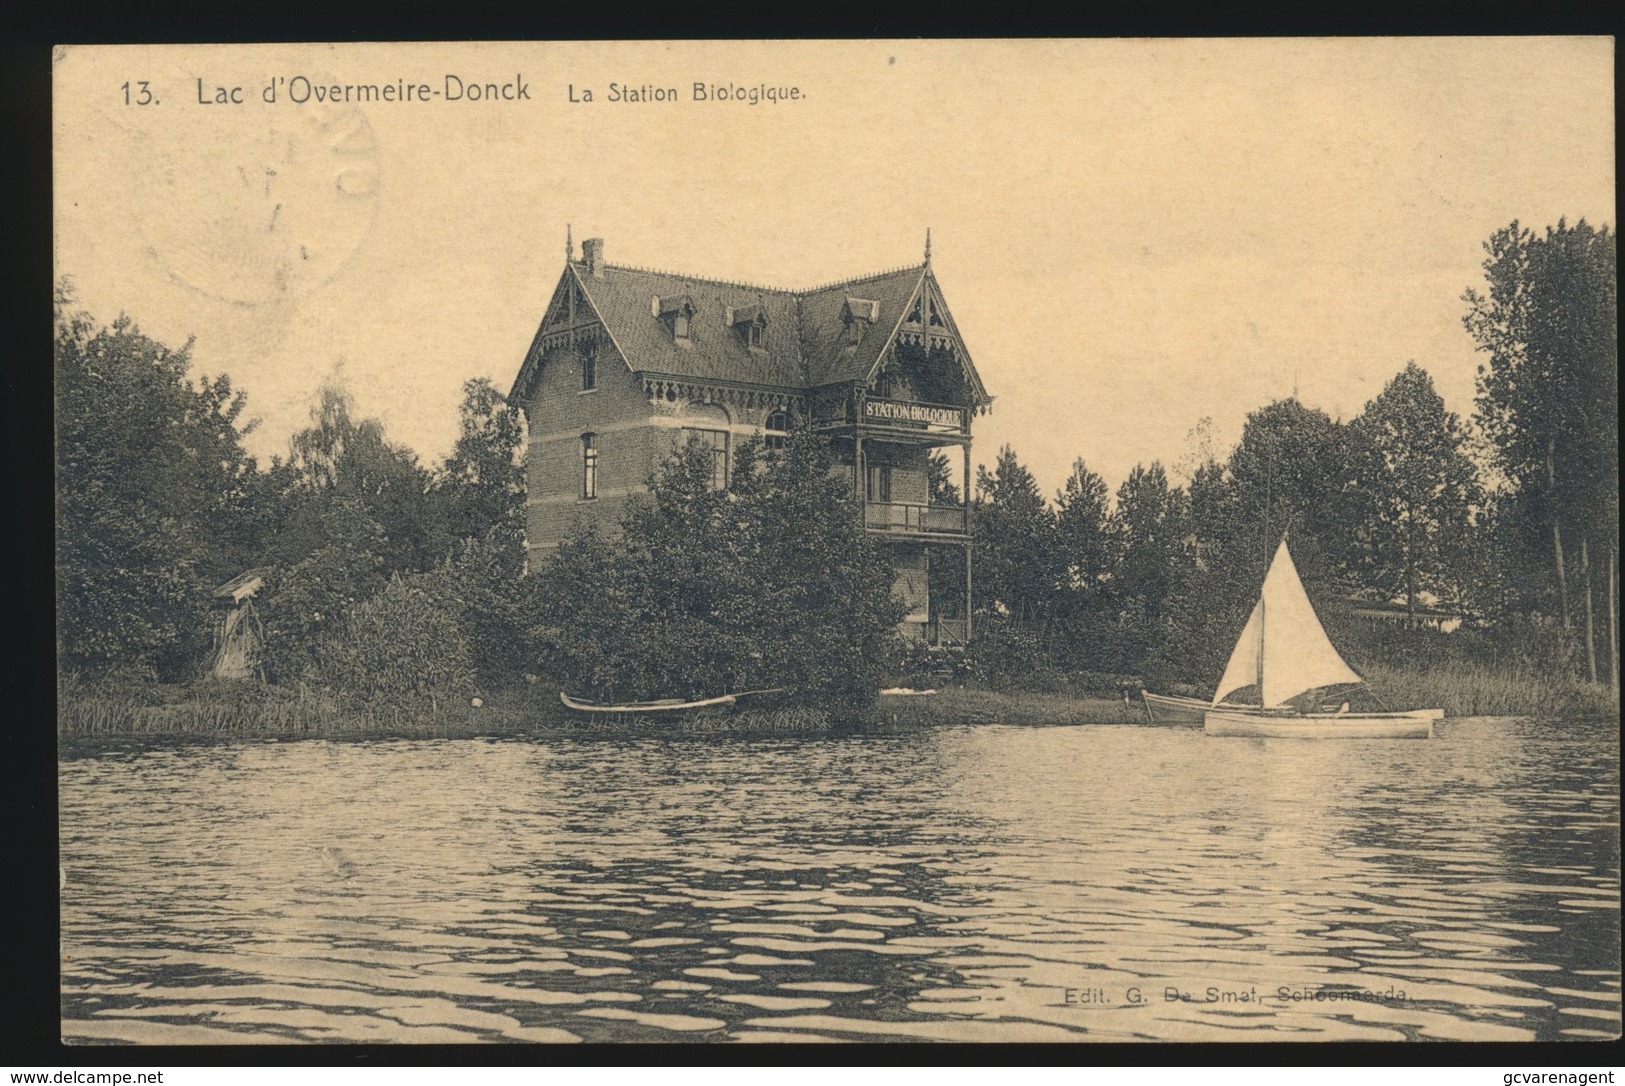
[512,247,989,403]
[796,265,929,387]
[577,263,804,387]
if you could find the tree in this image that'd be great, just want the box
[1150,402,1351,689]
[431,377,526,563]
[56,290,260,677]
[1225,398,1356,592]
[972,445,1060,626]
[313,573,476,711]
[1147,453,1256,688]
[1347,362,1482,620]
[1466,218,1618,685]
[257,498,389,683]
[1109,462,1189,665]
[927,451,960,507]
[1056,458,1113,594]
[1050,457,1121,668]
[924,451,969,632]
[269,379,439,575]
[530,425,902,708]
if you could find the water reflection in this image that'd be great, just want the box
[60,718,1620,1043]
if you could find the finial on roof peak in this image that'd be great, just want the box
[924,227,932,266]
[566,225,574,262]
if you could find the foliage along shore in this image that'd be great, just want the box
[55,683,1138,746]
[57,660,1617,750]
[55,218,1618,750]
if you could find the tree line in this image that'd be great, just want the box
[955,218,1616,695]
[54,218,1618,707]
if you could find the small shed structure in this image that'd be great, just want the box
[210,569,270,680]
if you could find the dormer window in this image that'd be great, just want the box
[842,297,878,344]
[654,294,696,343]
[727,303,767,351]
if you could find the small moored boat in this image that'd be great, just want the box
[1203,539,1439,739]
[560,691,737,714]
[1142,692,1210,723]
[559,688,791,715]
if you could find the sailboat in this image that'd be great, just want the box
[1204,539,1440,739]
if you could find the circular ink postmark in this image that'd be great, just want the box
[133,75,381,307]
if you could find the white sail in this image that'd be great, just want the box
[1212,539,1363,707]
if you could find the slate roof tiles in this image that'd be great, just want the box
[566,256,936,392]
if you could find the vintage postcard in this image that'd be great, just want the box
[53,39,1618,1046]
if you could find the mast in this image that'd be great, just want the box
[1256,589,1266,703]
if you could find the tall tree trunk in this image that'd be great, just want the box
[1580,535,1597,683]
[1610,540,1619,694]
[1548,442,1571,628]
[1404,512,1417,626]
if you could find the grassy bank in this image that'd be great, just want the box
[1362,662,1619,719]
[57,678,1153,745]
[57,661,1619,747]
[56,683,841,744]
[863,687,1149,728]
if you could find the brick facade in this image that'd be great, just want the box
[510,238,990,643]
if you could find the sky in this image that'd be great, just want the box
[53,39,1615,499]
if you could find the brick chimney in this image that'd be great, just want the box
[582,237,605,277]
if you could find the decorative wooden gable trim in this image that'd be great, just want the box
[862,271,991,407]
[641,375,802,413]
[511,265,633,403]
[536,271,605,354]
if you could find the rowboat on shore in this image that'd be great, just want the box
[558,688,791,716]
[1201,538,1439,739]
[559,691,736,714]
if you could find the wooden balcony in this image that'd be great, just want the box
[865,501,968,538]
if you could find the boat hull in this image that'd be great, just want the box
[560,691,736,714]
[1143,692,1209,722]
[1205,707,1439,739]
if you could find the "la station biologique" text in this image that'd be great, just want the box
[568,82,804,105]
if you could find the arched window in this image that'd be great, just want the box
[581,433,597,499]
[764,408,791,450]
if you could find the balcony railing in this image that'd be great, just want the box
[813,393,969,437]
[865,501,968,536]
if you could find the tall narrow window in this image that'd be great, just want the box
[867,463,893,503]
[684,428,728,490]
[764,408,790,450]
[580,344,596,391]
[581,433,597,499]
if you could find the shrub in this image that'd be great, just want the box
[530,428,903,710]
[313,575,476,710]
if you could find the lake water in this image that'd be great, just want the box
[60,717,1620,1044]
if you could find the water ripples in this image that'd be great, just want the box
[60,717,1620,1043]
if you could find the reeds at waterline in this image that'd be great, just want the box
[56,679,839,743]
[58,662,1617,748]
[57,685,520,741]
[1361,661,1620,718]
